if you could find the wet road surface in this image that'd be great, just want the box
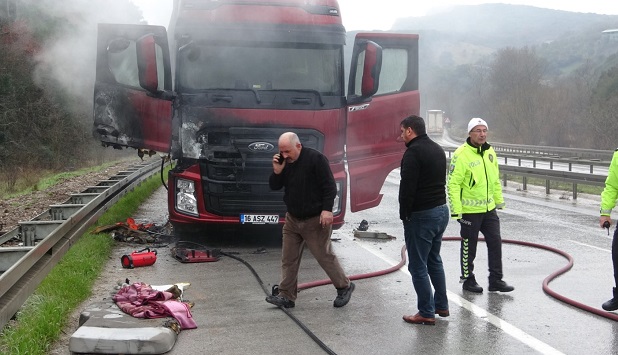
[82,170,618,355]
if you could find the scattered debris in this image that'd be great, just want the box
[93,217,169,244]
[113,282,197,330]
[121,248,158,268]
[137,148,157,160]
[151,282,191,302]
[351,219,395,240]
[353,230,396,240]
[171,241,221,263]
[172,247,221,263]
[357,219,369,231]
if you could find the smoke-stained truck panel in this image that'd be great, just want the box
[94,24,173,152]
[93,0,419,233]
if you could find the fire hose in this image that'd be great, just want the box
[203,234,618,355]
[298,237,618,322]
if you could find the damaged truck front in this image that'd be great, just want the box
[93,0,420,234]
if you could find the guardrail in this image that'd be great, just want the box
[491,142,614,162]
[0,159,163,330]
[444,147,608,200]
[497,164,605,199]
[0,142,610,330]
[445,132,614,162]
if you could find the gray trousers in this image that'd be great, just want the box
[277,213,350,301]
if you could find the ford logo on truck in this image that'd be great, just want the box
[248,142,275,152]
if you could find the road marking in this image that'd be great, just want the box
[447,295,565,355]
[568,239,611,252]
[357,242,565,355]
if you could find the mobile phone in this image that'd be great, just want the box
[277,152,284,165]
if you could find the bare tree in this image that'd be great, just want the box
[589,65,618,150]
[487,47,547,144]
[540,62,597,148]
[0,0,146,191]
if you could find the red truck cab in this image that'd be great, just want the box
[93,0,419,233]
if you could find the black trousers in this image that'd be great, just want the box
[459,209,504,283]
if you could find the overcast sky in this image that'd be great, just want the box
[131,0,618,31]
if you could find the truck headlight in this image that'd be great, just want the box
[176,178,198,216]
[332,181,342,215]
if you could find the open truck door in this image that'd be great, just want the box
[93,24,173,152]
[346,33,420,212]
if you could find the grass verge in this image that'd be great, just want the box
[504,175,603,196]
[0,167,169,355]
[0,160,132,200]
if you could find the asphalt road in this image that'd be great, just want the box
[70,169,618,355]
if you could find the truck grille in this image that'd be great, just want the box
[201,177,286,215]
[197,127,324,216]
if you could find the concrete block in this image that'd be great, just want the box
[69,301,178,354]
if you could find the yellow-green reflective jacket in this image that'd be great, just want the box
[447,141,505,218]
[601,150,618,216]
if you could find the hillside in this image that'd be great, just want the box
[389,4,618,76]
[345,4,618,148]
[393,4,615,47]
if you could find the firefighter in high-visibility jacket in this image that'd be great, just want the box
[447,118,514,293]
[600,149,618,311]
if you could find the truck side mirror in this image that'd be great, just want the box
[347,40,383,104]
[136,34,159,93]
[107,38,131,53]
[361,41,382,98]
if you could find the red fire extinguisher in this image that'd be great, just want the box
[121,248,157,269]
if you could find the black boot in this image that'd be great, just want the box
[488,279,515,293]
[462,275,483,293]
[602,287,618,311]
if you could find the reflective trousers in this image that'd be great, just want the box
[459,208,504,283]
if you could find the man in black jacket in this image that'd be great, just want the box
[399,115,450,325]
[266,132,354,308]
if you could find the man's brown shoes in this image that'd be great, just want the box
[402,313,435,325]
[435,309,450,317]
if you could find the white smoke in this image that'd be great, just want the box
[22,0,146,118]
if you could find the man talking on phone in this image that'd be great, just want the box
[265,132,354,308]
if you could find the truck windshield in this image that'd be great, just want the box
[177,43,342,95]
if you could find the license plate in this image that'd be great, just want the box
[240,214,279,224]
